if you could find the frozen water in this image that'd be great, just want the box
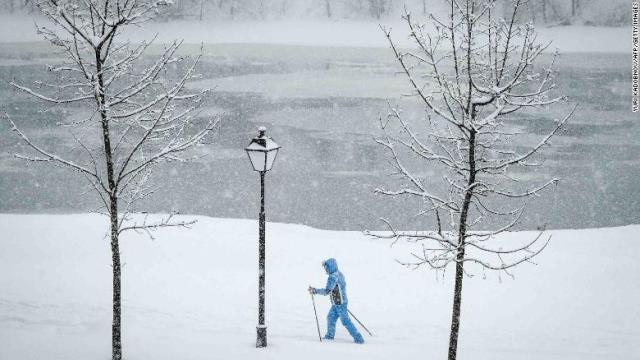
[0,43,637,230]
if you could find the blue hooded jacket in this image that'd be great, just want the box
[316,258,348,305]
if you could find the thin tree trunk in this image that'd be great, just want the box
[260,0,265,19]
[368,0,378,19]
[325,0,332,18]
[96,47,122,360]
[110,203,122,360]
[448,251,465,360]
[448,128,476,360]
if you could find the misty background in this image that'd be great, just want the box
[0,0,629,26]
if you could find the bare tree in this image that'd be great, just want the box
[279,0,288,16]
[325,0,332,18]
[368,0,392,19]
[199,0,207,20]
[3,1,219,359]
[1,0,35,12]
[373,1,576,359]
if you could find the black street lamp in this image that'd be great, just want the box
[245,126,280,348]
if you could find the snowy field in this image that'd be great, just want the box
[1,214,638,360]
[0,15,629,53]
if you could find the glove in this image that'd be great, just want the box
[308,286,316,295]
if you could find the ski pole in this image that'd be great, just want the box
[310,292,322,342]
[347,309,373,337]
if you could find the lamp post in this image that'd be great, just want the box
[245,126,280,348]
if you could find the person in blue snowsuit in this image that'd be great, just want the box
[308,258,364,344]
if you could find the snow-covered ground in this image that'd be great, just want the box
[0,15,628,53]
[1,214,638,360]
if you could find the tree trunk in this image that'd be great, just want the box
[110,203,122,360]
[325,0,332,18]
[448,128,476,360]
[368,0,378,19]
[95,46,121,360]
[260,0,265,19]
[448,251,465,360]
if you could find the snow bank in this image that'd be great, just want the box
[0,214,638,360]
[0,15,628,53]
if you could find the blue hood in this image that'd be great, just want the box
[323,258,338,274]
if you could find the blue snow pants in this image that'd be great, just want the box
[325,304,364,343]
